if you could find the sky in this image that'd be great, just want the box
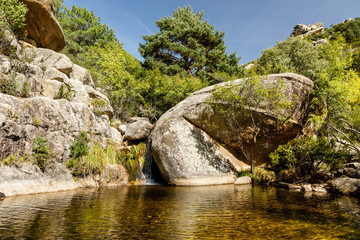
[62,0,360,64]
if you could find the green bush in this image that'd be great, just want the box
[66,142,117,177]
[70,131,89,160]
[21,81,30,97]
[0,76,17,95]
[269,136,349,183]
[0,0,28,37]
[55,84,72,101]
[117,143,146,181]
[32,136,53,171]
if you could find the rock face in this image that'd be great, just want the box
[0,28,126,196]
[22,0,66,51]
[151,73,314,185]
[291,22,324,37]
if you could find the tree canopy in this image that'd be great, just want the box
[139,6,241,79]
[54,0,117,60]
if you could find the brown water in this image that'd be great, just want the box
[0,185,359,239]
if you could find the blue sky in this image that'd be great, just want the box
[63,0,360,64]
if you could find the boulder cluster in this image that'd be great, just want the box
[290,22,324,38]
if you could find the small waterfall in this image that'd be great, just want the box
[143,135,162,184]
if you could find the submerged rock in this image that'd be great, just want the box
[235,176,252,185]
[151,73,314,185]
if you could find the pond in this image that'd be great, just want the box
[0,184,359,239]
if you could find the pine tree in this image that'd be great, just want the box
[139,6,240,78]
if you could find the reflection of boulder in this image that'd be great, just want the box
[151,73,314,185]
[22,0,66,51]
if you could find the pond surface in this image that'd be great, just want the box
[0,184,360,239]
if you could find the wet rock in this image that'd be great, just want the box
[22,0,66,51]
[302,184,312,192]
[235,176,252,185]
[312,184,327,193]
[273,182,302,191]
[152,73,314,185]
[328,177,360,197]
[0,192,5,200]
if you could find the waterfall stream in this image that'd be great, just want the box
[142,135,162,184]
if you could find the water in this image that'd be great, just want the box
[0,185,359,239]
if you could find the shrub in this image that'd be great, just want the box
[21,81,30,97]
[55,84,72,100]
[32,117,41,126]
[32,136,52,171]
[0,76,17,95]
[66,142,117,177]
[70,131,89,160]
[0,0,28,37]
[269,136,349,183]
[117,143,146,181]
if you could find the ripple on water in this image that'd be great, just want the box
[0,185,359,239]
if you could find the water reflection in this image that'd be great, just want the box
[0,185,359,239]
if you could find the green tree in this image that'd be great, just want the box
[139,6,240,79]
[139,69,203,121]
[83,41,144,118]
[55,2,117,60]
[256,37,325,80]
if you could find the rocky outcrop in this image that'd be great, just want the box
[291,22,324,38]
[22,0,66,51]
[0,28,126,196]
[151,73,314,185]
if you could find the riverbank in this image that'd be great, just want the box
[0,162,128,197]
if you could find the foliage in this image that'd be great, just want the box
[70,131,89,160]
[208,74,292,172]
[0,0,28,37]
[117,143,146,181]
[55,84,72,101]
[32,117,41,126]
[21,81,30,98]
[256,37,325,80]
[0,76,17,95]
[55,1,117,62]
[139,6,241,79]
[66,143,117,177]
[83,41,143,118]
[32,136,53,171]
[138,69,203,121]
[270,136,349,183]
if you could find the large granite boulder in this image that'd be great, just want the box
[22,0,66,51]
[151,73,314,185]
